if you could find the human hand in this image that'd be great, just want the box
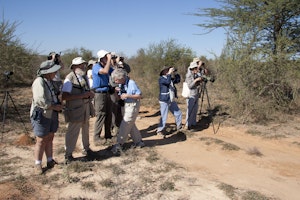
[83,91,94,99]
[168,67,175,74]
[106,53,112,60]
[52,104,64,112]
[196,77,202,82]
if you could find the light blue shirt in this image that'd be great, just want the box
[124,78,141,103]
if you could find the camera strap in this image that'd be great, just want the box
[73,72,90,92]
[40,76,59,104]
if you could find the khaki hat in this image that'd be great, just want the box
[87,60,96,67]
[188,62,198,70]
[193,57,200,62]
[37,60,61,75]
[70,57,87,69]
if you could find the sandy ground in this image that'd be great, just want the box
[0,86,300,199]
[136,106,300,200]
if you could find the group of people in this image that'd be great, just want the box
[30,50,143,174]
[156,58,209,137]
[30,50,208,174]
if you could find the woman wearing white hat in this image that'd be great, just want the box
[184,62,203,130]
[30,60,64,174]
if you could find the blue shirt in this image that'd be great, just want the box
[92,63,113,92]
[124,78,142,103]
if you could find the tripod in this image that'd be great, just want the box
[1,76,29,141]
[198,81,216,134]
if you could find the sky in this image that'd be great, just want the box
[0,0,226,59]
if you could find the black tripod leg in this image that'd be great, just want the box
[198,83,205,115]
[1,92,8,141]
[204,85,216,134]
[7,92,30,135]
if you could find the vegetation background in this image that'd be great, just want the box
[1,0,299,124]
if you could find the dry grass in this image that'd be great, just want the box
[199,137,240,151]
[217,182,276,200]
[246,147,263,157]
[0,87,297,199]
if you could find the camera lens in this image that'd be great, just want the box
[4,71,13,76]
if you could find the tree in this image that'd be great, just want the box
[196,0,300,59]
[128,39,195,99]
[59,47,94,78]
[194,0,300,121]
[0,17,39,85]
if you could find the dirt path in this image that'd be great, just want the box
[135,106,300,200]
[1,95,300,199]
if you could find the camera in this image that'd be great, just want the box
[4,71,13,76]
[202,75,215,83]
[48,53,60,65]
[118,85,126,96]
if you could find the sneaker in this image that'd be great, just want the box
[111,143,122,155]
[183,125,189,130]
[65,155,75,164]
[135,141,145,148]
[35,164,43,175]
[157,131,166,139]
[176,125,182,131]
[112,126,119,136]
[47,159,58,169]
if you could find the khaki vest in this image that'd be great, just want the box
[64,72,91,123]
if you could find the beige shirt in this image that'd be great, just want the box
[30,76,57,118]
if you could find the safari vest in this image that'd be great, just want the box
[64,72,91,123]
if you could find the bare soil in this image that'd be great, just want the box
[0,87,299,200]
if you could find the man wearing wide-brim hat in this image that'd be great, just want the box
[61,57,97,164]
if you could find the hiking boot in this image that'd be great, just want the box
[103,138,114,146]
[35,164,43,175]
[94,137,102,146]
[65,155,75,164]
[47,159,58,169]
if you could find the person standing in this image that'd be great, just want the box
[109,53,124,137]
[62,57,96,164]
[156,66,182,138]
[47,52,64,97]
[111,68,144,154]
[92,50,114,146]
[184,62,203,130]
[30,60,64,174]
[87,59,96,88]
[117,56,131,74]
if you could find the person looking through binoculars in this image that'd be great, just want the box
[30,60,64,174]
[156,66,182,138]
[47,52,64,98]
[184,62,203,130]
